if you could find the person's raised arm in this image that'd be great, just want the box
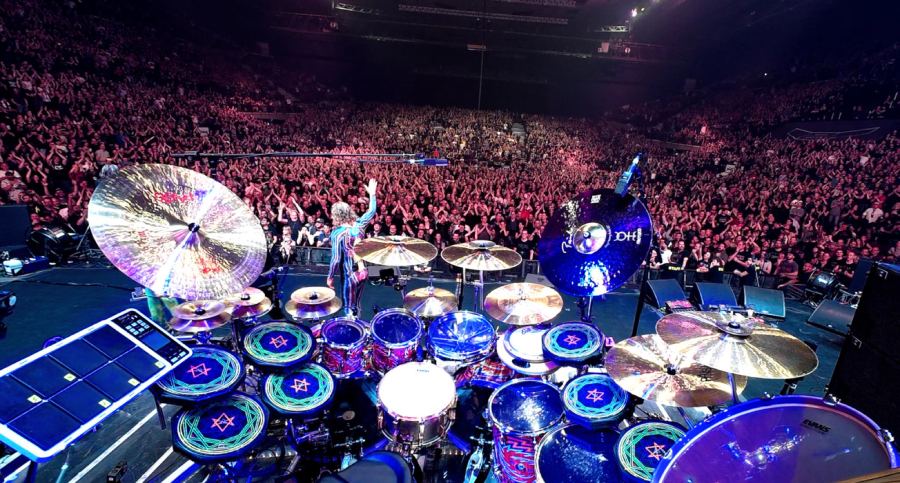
[355,179,377,230]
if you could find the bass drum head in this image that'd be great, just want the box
[535,425,622,483]
[655,395,900,483]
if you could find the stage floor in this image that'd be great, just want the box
[0,265,845,482]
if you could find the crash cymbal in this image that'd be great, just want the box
[606,334,747,407]
[355,236,438,267]
[226,287,267,306]
[285,298,343,320]
[441,241,523,272]
[290,286,337,305]
[88,164,267,300]
[537,188,652,296]
[404,286,458,318]
[656,311,819,380]
[171,300,229,320]
[484,282,563,326]
[168,300,232,333]
[232,298,273,319]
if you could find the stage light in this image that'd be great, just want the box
[631,8,638,17]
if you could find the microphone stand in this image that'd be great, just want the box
[616,155,656,338]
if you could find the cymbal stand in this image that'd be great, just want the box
[470,269,486,312]
[727,372,741,404]
[675,407,695,429]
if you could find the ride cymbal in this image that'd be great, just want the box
[355,236,438,267]
[88,164,267,300]
[656,311,819,380]
[404,286,458,318]
[606,334,747,407]
[484,283,563,326]
[537,188,652,296]
[441,241,522,272]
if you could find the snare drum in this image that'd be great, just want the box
[155,346,244,404]
[262,363,335,417]
[489,379,565,483]
[615,420,685,482]
[171,393,269,463]
[535,424,622,483]
[243,321,315,369]
[427,311,496,373]
[377,362,457,448]
[655,395,900,482]
[542,322,604,365]
[497,325,559,377]
[370,308,423,373]
[562,373,629,429]
[321,317,369,378]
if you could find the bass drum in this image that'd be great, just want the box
[653,395,899,483]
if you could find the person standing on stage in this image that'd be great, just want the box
[327,179,377,316]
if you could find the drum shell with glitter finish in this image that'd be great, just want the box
[171,392,269,463]
[488,379,565,483]
[427,311,497,373]
[377,362,457,449]
[562,372,630,430]
[370,308,423,373]
[454,354,515,389]
[542,321,604,365]
[535,424,623,483]
[155,346,244,404]
[615,420,685,482]
[321,317,369,378]
[242,321,316,370]
[653,395,900,483]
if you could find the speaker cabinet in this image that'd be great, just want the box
[807,299,855,336]
[645,279,687,308]
[692,282,738,309]
[742,286,786,319]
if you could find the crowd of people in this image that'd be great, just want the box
[0,0,897,293]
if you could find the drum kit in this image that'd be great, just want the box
[83,166,897,482]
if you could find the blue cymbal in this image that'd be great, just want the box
[538,188,652,296]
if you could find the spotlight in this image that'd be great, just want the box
[631,8,638,17]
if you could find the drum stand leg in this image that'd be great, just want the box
[154,394,167,430]
[727,372,740,404]
[675,407,695,429]
[473,270,485,312]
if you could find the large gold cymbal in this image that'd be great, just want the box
[403,286,458,318]
[355,236,438,267]
[87,164,267,300]
[484,282,563,326]
[656,311,819,380]
[441,241,522,271]
[606,334,747,407]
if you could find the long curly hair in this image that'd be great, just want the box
[331,201,357,226]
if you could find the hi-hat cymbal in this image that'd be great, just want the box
[355,236,438,267]
[537,188,652,296]
[232,298,273,319]
[484,283,563,326]
[606,334,748,407]
[290,287,337,305]
[88,164,267,301]
[404,286,458,318]
[656,311,819,379]
[171,300,229,320]
[441,241,522,272]
[168,300,232,333]
[226,287,266,306]
[285,298,343,320]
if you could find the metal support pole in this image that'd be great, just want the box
[727,372,740,404]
